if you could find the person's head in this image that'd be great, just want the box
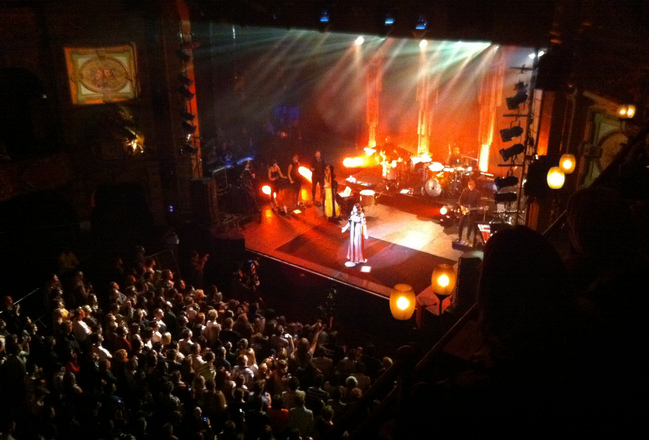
[325,165,330,174]
[294,391,306,407]
[292,154,299,162]
[467,179,475,191]
[352,203,362,214]
[315,151,321,160]
[566,186,637,264]
[477,226,573,358]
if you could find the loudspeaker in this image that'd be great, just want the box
[190,178,219,225]
[535,49,569,91]
[450,250,483,315]
[524,155,554,199]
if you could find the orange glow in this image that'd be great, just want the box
[343,157,366,168]
[298,166,312,182]
[261,185,271,195]
[364,147,376,156]
[479,144,490,172]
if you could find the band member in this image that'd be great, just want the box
[310,150,326,206]
[268,159,288,210]
[239,161,259,213]
[341,203,369,265]
[287,154,303,208]
[447,146,463,167]
[323,165,340,220]
[457,179,481,243]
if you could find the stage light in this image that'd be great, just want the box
[343,157,365,167]
[494,192,517,203]
[499,143,525,161]
[355,36,364,46]
[364,147,376,156]
[495,175,519,189]
[390,284,416,320]
[419,39,428,49]
[440,206,448,215]
[500,125,524,142]
[528,50,546,59]
[181,143,198,155]
[617,104,636,119]
[320,9,330,23]
[506,82,528,110]
[178,73,193,86]
[547,166,565,189]
[298,166,312,182]
[178,86,195,100]
[261,185,271,196]
[176,48,191,62]
[415,15,427,30]
[181,121,196,134]
[384,13,395,26]
[180,110,195,121]
[560,154,576,174]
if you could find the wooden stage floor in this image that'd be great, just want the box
[241,185,465,298]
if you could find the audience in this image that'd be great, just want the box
[0,241,395,440]
[2,182,646,439]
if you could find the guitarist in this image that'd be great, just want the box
[457,179,481,243]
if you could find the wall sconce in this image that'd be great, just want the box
[390,284,416,320]
[547,166,565,189]
[431,264,456,317]
[617,104,636,119]
[559,154,576,174]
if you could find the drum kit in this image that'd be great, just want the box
[380,156,474,199]
[423,163,474,198]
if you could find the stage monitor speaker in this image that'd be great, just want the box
[450,250,483,315]
[190,178,219,226]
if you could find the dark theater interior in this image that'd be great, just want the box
[1,1,649,439]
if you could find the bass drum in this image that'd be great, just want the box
[423,178,442,197]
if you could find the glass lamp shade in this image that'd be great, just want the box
[547,166,565,189]
[559,154,576,174]
[617,104,636,119]
[431,264,457,297]
[390,284,416,320]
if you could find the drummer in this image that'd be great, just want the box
[447,146,463,167]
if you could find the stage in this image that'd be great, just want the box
[241,181,465,299]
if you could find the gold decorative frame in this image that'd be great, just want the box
[65,45,137,105]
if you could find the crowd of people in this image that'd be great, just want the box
[0,248,393,440]
[1,183,647,439]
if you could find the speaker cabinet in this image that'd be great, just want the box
[450,250,483,315]
[190,178,219,226]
